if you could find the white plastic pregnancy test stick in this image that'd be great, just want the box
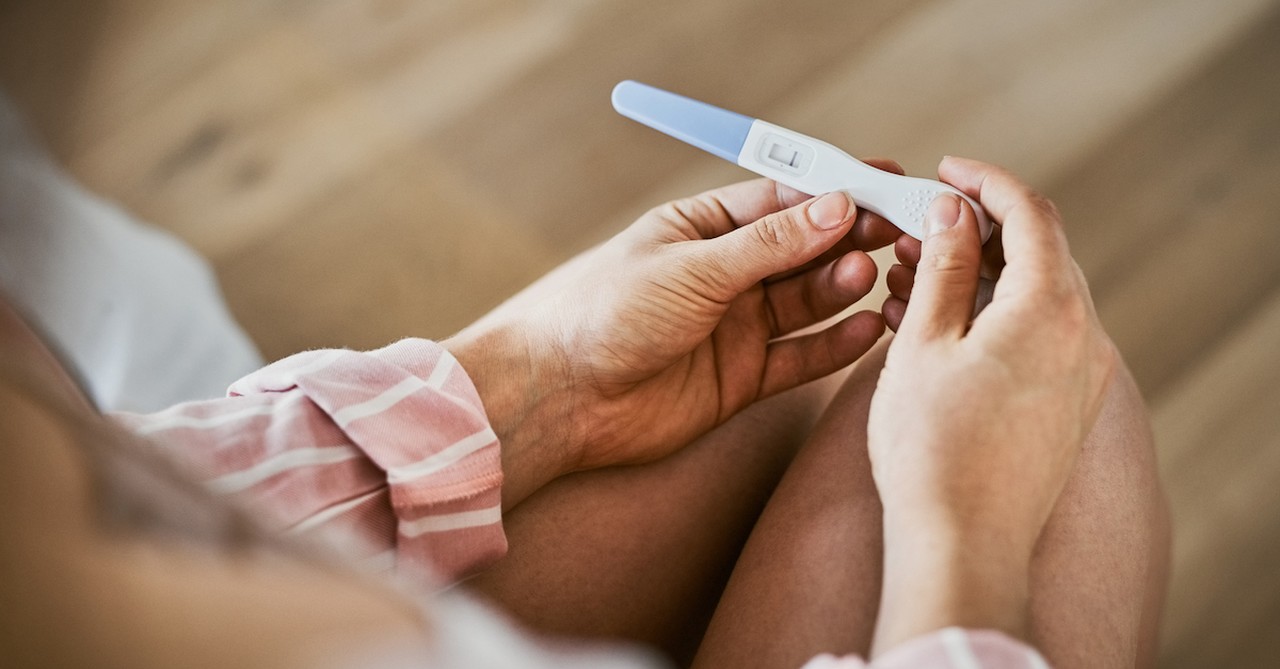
[612,80,992,242]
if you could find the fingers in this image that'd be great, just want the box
[693,191,859,296]
[888,219,1000,336]
[763,250,878,336]
[895,194,984,341]
[883,296,907,332]
[865,157,906,176]
[895,211,1003,280]
[758,310,885,397]
[762,206,901,284]
[660,157,905,243]
[664,179,813,241]
[937,156,1071,283]
[789,157,906,259]
[894,234,922,268]
[979,223,1006,280]
[886,264,915,301]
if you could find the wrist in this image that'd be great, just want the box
[879,486,1044,564]
[873,514,1033,656]
[442,322,578,509]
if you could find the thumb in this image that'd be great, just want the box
[898,194,983,341]
[693,191,857,296]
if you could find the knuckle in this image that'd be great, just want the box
[923,246,972,277]
[654,200,681,218]
[1007,192,1061,227]
[654,196,722,231]
[670,197,701,221]
[676,248,731,291]
[647,201,683,225]
[1026,192,1062,223]
[675,245,727,282]
[1033,193,1061,220]
[752,213,795,253]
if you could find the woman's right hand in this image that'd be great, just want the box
[446,169,903,509]
[865,157,1117,652]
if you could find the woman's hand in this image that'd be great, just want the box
[446,166,904,507]
[866,157,1117,651]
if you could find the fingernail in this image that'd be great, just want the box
[925,194,961,237]
[808,192,853,230]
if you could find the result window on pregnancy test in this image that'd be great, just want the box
[760,134,812,174]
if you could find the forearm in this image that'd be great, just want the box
[872,516,1033,657]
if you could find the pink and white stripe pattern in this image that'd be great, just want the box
[112,338,505,585]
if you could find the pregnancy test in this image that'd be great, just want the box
[611,80,992,241]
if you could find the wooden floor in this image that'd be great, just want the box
[2,1,1279,665]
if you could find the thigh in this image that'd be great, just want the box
[465,373,843,665]
[692,338,1168,669]
[691,338,890,669]
[1027,363,1170,669]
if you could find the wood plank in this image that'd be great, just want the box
[1152,287,1280,668]
[2,1,1280,665]
[1043,13,1280,665]
[630,0,1280,324]
[55,1,576,259]
[215,137,560,360]
[0,0,289,153]
[637,0,1278,203]
[1050,8,1280,399]
[422,0,923,248]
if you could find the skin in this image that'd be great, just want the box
[444,164,906,510]
[0,157,906,667]
[0,156,1166,667]
[869,158,1119,651]
[452,157,1163,666]
[687,339,1164,669]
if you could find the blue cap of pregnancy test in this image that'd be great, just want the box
[611,80,754,162]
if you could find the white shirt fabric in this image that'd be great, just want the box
[0,90,262,412]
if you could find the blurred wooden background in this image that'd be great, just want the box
[2,0,1278,665]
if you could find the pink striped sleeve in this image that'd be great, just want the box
[110,338,505,585]
[800,628,1050,669]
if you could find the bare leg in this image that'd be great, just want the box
[1027,361,1170,669]
[691,338,890,669]
[467,376,841,664]
[692,337,1169,669]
